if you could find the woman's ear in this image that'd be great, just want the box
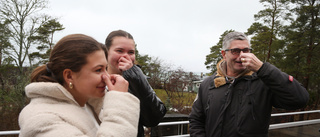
[63,69,73,84]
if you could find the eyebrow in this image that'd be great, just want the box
[115,47,135,51]
[93,65,106,69]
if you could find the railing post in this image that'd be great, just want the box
[181,124,183,135]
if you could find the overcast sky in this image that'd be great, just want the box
[45,0,264,74]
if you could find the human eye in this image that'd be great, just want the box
[231,48,241,54]
[115,49,123,53]
[95,68,102,72]
[242,48,250,53]
[128,50,135,55]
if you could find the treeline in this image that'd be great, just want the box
[0,0,65,130]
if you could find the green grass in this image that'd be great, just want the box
[154,89,197,103]
[154,89,168,102]
[154,89,197,114]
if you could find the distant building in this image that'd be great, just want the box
[191,80,202,93]
[188,72,210,93]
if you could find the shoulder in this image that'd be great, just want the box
[19,104,66,135]
[19,101,89,136]
[202,74,216,84]
[19,99,79,123]
[200,73,218,88]
[123,65,145,79]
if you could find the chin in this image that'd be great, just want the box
[96,93,105,98]
[234,68,246,73]
[234,66,246,70]
[99,94,105,97]
[100,90,106,95]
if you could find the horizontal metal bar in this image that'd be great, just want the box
[269,119,320,130]
[157,118,320,129]
[163,134,190,137]
[158,121,189,126]
[0,130,20,135]
[158,110,320,126]
[271,110,320,117]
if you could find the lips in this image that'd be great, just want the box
[97,84,106,89]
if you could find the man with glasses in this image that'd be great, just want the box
[189,31,309,137]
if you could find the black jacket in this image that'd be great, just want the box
[189,62,309,137]
[123,65,167,137]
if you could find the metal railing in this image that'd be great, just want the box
[157,110,320,137]
[1,110,320,136]
[0,130,19,136]
[269,110,320,129]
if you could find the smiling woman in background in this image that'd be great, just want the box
[105,30,167,137]
[18,34,140,137]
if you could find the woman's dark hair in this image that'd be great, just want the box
[31,34,107,84]
[105,30,134,50]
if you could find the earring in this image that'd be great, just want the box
[69,82,73,89]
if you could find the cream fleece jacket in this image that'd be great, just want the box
[19,82,140,137]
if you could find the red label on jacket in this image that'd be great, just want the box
[289,75,293,82]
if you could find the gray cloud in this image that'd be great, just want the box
[46,0,263,73]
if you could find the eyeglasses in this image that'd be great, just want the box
[224,48,252,55]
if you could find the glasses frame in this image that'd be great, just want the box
[224,48,252,55]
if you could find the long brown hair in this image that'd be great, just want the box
[105,30,135,50]
[31,34,107,85]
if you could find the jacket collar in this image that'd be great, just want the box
[26,82,104,110]
[25,82,104,118]
[25,82,80,105]
[214,60,254,88]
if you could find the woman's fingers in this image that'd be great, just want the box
[103,74,128,92]
[118,57,133,72]
[103,74,113,90]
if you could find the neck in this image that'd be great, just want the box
[65,86,87,107]
[74,97,87,107]
[227,70,241,77]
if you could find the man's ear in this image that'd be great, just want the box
[221,50,226,60]
[63,69,73,84]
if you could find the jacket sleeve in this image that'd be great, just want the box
[257,62,309,109]
[123,65,167,127]
[188,77,210,137]
[97,91,140,137]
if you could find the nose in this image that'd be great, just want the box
[122,53,129,58]
[103,69,108,75]
[101,71,109,84]
[239,51,244,56]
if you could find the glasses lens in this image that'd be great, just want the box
[243,48,250,53]
[231,48,241,55]
[227,48,252,55]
